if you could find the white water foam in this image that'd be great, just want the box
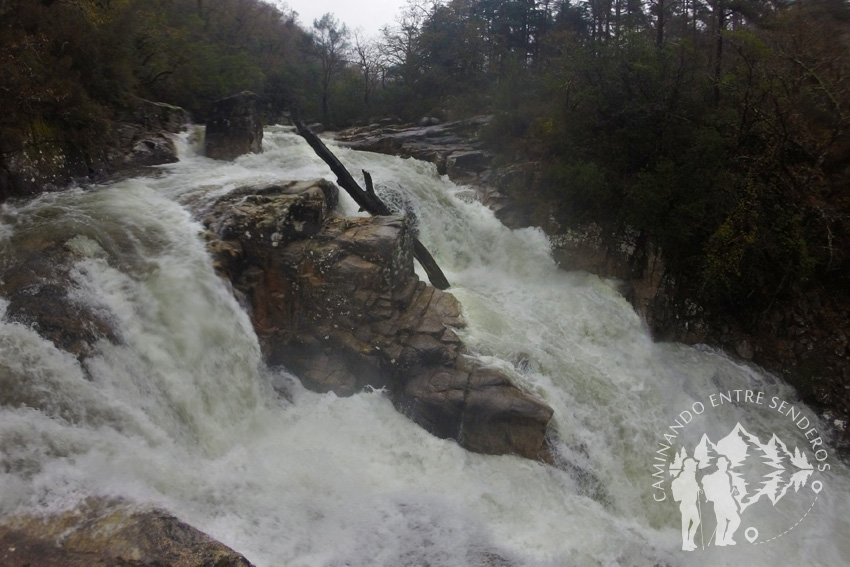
[0,128,847,567]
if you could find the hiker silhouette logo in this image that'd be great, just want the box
[651,391,831,551]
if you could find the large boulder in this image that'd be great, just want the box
[204,180,553,460]
[399,363,554,459]
[205,91,263,161]
[111,98,189,171]
[0,499,254,567]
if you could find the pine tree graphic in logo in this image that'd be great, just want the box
[668,423,820,551]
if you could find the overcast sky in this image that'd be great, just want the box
[281,0,407,37]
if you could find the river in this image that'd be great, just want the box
[1,126,848,566]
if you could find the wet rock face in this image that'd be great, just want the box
[204,91,263,161]
[0,97,188,202]
[0,499,254,567]
[204,180,553,460]
[647,279,850,450]
[113,98,189,171]
[0,241,119,361]
[337,116,493,178]
[400,364,554,459]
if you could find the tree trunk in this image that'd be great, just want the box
[656,0,665,47]
[292,118,451,290]
[713,3,726,105]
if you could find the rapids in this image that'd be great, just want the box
[0,126,847,566]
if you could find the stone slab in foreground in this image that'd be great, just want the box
[0,499,253,567]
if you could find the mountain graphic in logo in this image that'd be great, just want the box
[670,422,814,512]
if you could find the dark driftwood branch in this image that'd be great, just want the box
[362,169,377,199]
[293,118,450,290]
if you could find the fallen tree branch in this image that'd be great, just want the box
[362,169,377,200]
[293,118,450,290]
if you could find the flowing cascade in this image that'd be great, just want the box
[0,126,848,567]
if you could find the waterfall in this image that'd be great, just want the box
[0,126,847,566]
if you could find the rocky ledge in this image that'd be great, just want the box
[203,180,554,460]
[337,117,551,230]
[0,499,253,567]
[0,97,190,202]
[337,117,493,180]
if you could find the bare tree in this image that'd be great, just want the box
[312,13,350,126]
[353,29,380,107]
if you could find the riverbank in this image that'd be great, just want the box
[337,119,850,454]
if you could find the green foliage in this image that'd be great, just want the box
[464,0,850,320]
[434,1,846,320]
[0,0,313,145]
[546,159,612,223]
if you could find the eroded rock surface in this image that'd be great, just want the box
[0,97,188,202]
[204,180,553,459]
[0,499,254,567]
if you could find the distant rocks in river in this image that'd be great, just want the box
[203,179,554,461]
[336,117,552,230]
[336,116,493,180]
[113,98,189,170]
[204,91,263,161]
[0,499,254,567]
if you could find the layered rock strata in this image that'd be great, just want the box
[337,118,549,230]
[203,180,554,460]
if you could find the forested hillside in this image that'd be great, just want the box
[0,0,310,140]
[346,0,850,327]
[304,0,849,426]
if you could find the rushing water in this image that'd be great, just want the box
[0,127,848,567]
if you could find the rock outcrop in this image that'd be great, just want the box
[204,91,263,161]
[0,499,254,567]
[647,278,850,447]
[113,98,190,170]
[0,98,188,202]
[337,118,547,229]
[337,116,493,179]
[203,180,553,460]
